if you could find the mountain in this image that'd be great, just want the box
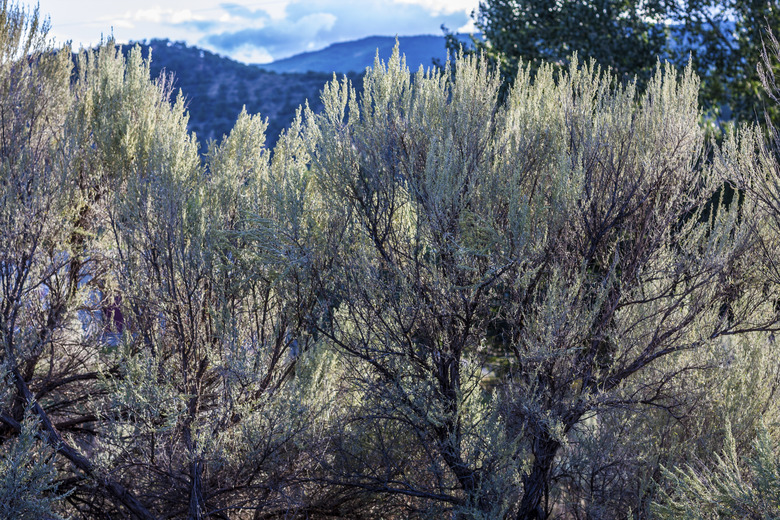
[126,35,471,150]
[125,40,362,150]
[258,34,474,74]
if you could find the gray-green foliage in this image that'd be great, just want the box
[0,411,65,520]
[83,43,325,515]
[650,31,780,520]
[0,0,72,368]
[653,422,780,519]
[0,367,64,520]
[305,45,750,517]
[464,1,780,125]
[0,3,330,515]
[552,329,780,518]
[0,2,72,515]
[5,0,780,516]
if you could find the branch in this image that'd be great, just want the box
[9,367,158,520]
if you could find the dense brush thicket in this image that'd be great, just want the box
[4,2,780,519]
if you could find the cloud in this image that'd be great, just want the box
[44,0,476,63]
[202,0,472,62]
[220,3,266,19]
[205,11,338,61]
[219,2,280,20]
[110,7,211,27]
[229,44,275,64]
[172,3,273,34]
[457,18,478,34]
[210,12,337,49]
[391,0,478,16]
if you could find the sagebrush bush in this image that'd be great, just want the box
[2,1,780,517]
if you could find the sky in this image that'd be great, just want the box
[34,0,480,64]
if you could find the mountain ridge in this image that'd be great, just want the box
[257,33,475,74]
[128,34,463,148]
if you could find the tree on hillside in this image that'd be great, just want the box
[669,0,780,123]
[462,0,780,124]
[449,0,670,86]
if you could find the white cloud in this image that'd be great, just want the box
[230,44,275,64]
[391,0,479,16]
[261,1,292,21]
[99,7,214,32]
[109,19,135,30]
[171,10,198,24]
[38,0,475,63]
[457,18,478,33]
[299,12,338,33]
[131,8,165,24]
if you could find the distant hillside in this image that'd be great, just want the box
[126,40,362,149]
[259,34,474,74]
[124,36,471,150]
